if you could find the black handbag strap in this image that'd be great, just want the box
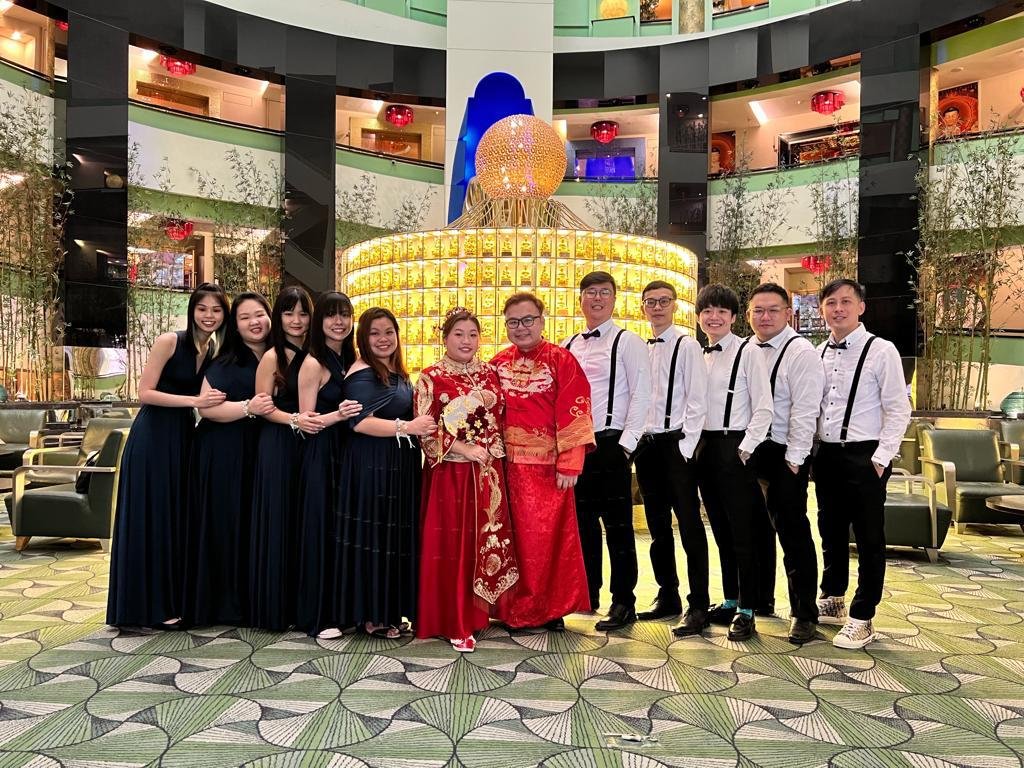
[663,335,686,430]
[723,337,752,432]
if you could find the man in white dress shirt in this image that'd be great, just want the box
[815,279,911,649]
[632,280,710,636]
[747,283,824,645]
[564,271,652,631]
[694,284,774,641]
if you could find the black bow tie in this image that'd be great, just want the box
[703,344,722,354]
[582,329,601,340]
[757,342,772,348]
[647,337,664,344]
[827,341,848,350]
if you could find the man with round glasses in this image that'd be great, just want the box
[491,292,595,631]
[747,282,823,645]
[633,280,710,636]
[563,271,651,632]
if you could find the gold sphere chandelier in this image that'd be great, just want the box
[340,117,698,374]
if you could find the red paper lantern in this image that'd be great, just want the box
[590,120,619,144]
[801,254,831,276]
[159,55,197,77]
[164,219,194,241]
[56,20,69,32]
[810,90,845,116]
[1020,86,1024,104]
[385,104,414,128]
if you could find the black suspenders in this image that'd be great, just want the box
[566,328,626,430]
[663,335,685,430]
[723,338,752,432]
[821,336,877,444]
[770,336,800,396]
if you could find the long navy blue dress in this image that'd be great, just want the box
[183,349,261,627]
[107,331,210,627]
[295,349,347,635]
[249,343,306,630]
[335,368,421,630]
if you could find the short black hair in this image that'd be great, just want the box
[696,284,740,316]
[819,278,865,302]
[579,271,616,293]
[504,291,544,314]
[750,282,790,307]
[942,106,960,116]
[642,280,676,299]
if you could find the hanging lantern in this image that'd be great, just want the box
[159,55,197,77]
[801,254,831,276]
[385,104,414,128]
[1020,86,1024,103]
[56,20,69,32]
[590,120,619,144]
[164,218,194,241]
[810,90,845,116]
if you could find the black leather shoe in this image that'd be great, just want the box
[787,618,817,645]
[544,617,565,632]
[727,612,756,641]
[595,603,637,631]
[637,597,683,621]
[671,608,710,637]
[707,603,737,625]
[755,602,776,617]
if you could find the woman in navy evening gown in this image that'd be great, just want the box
[336,307,435,639]
[249,286,313,630]
[107,283,228,627]
[294,292,362,638]
[184,292,274,627]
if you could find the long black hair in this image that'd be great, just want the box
[309,291,356,373]
[218,291,272,367]
[184,282,229,355]
[269,286,313,387]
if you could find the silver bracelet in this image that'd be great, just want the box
[395,418,413,447]
[289,412,301,433]
[241,399,253,419]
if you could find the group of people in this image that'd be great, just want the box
[106,270,910,653]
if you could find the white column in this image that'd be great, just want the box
[444,0,555,218]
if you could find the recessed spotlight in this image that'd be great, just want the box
[10,30,21,41]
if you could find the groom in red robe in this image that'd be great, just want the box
[492,291,595,630]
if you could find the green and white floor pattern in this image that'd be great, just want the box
[0,518,1022,767]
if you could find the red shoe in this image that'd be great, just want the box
[451,636,476,653]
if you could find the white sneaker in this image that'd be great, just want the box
[816,596,847,626]
[317,627,343,639]
[832,618,876,649]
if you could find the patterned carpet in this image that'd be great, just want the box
[0,512,1023,767]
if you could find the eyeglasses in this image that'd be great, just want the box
[582,288,614,299]
[642,297,675,308]
[751,307,786,317]
[504,315,541,329]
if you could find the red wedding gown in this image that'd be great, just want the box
[414,357,519,641]
[491,340,595,628]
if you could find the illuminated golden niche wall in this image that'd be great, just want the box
[341,228,697,374]
[340,113,698,374]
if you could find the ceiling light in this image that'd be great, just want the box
[140,49,158,63]
[749,100,769,125]
[10,30,21,41]
[0,2,12,12]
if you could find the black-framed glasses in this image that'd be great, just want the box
[642,297,675,308]
[505,315,541,329]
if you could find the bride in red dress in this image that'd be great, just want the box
[414,308,519,652]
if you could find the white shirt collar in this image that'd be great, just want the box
[829,323,867,347]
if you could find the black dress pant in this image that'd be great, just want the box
[695,431,763,610]
[574,430,638,608]
[813,440,891,621]
[752,440,819,622]
[634,433,709,611]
